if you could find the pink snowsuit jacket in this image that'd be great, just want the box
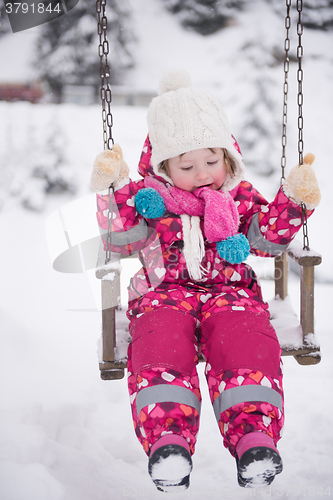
[96,136,312,323]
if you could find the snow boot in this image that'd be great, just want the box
[235,432,283,488]
[148,434,193,493]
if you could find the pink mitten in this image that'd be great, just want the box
[283,153,321,210]
[91,144,129,191]
[195,187,239,241]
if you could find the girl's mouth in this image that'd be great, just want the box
[192,183,214,193]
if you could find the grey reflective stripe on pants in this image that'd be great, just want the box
[136,385,201,417]
[213,385,283,422]
[247,212,289,256]
[100,218,148,246]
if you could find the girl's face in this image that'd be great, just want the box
[167,148,227,193]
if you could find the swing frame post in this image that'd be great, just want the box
[96,259,126,380]
[101,280,117,360]
[275,246,322,365]
[102,304,115,361]
[300,264,315,337]
[274,252,288,300]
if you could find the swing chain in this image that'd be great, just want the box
[96,0,114,151]
[301,203,310,251]
[281,0,291,183]
[282,0,309,251]
[96,0,115,264]
[105,185,115,264]
[297,0,304,166]
[296,0,310,251]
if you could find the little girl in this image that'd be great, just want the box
[91,69,321,491]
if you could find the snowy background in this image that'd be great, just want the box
[1,0,333,498]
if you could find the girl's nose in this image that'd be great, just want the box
[196,167,210,182]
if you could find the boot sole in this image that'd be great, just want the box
[148,444,193,492]
[236,446,283,488]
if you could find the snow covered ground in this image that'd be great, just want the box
[1,0,333,498]
[1,104,332,500]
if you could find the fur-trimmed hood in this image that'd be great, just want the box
[137,134,245,193]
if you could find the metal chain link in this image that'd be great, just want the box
[281,0,309,250]
[281,0,291,183]
[96,0,114,151]
[296,0,310,250]
[96,0,115,264]
[105,188,115,264]
[297,0,304,166]
[301,202,310,250]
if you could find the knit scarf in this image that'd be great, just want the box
[144,176,240,280]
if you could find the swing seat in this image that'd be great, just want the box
[93,0,321,382]
[96,240,322,380]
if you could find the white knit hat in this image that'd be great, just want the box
[147,68,245,192]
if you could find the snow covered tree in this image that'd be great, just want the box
[34,0,134,100]
[233,37,283,177]
[238,75,281,176]
[161,0,245,35]
[266,0,333,31]
[30,116,77,192]
[302,0,333,30]
[0,1,12,36]
[0,110,77,212]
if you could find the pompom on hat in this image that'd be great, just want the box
[147,68,245,192]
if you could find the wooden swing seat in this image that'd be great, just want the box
[96,241,322,380]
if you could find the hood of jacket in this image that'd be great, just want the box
[137,134,245,193]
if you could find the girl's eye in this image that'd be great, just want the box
[181,166,193,171]
[207,161,218,166]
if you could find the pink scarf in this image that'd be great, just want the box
[143,176,240,280]
[144,176,239,242]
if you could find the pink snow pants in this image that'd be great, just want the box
[127,307,284,457]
